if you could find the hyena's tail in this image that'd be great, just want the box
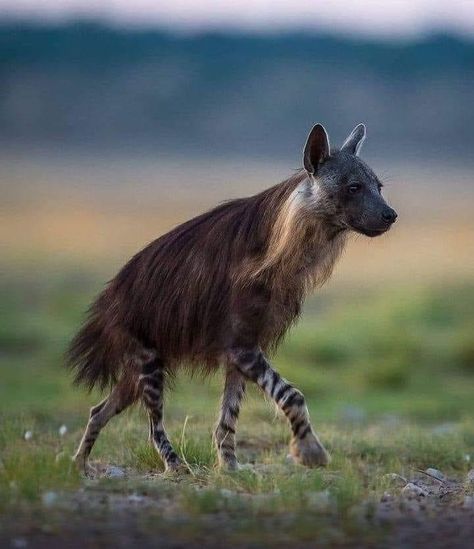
[67,295,126,392]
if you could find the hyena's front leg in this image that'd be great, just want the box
[214,367,246,470]
[229,348,330,467]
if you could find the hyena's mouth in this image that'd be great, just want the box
[354,226,390,237]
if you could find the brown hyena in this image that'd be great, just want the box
[68,123,397,473]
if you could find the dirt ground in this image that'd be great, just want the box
[2,463,474,549]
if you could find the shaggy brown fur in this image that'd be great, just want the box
[69,171,344,391]
[68,123,396,473]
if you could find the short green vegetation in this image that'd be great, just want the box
[1,269,473,544]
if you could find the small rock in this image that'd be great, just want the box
[58,425,68,437]
[467,469,474,483]
[41,491,58,508]
[104,466,126,479]
[464,454,471,463]
[23,431,33,441]
[425,468,445,481]
[383,473,408,487]
[402,482,427,499]
[380,491,394,503]
[220,489,234,498]
[127,494,145,504]
[11,538,28,548]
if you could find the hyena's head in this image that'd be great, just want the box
[303,123,397,237]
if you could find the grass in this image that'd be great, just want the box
[1,268,474,544]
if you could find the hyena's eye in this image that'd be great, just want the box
[348,183,362,194]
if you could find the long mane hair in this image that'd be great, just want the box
[68,170,347,390]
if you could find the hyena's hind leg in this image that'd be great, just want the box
[73,382,133,475]
[139,358,183,472]
[214,367,246,470]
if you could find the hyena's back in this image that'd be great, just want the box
[67,175,303,392]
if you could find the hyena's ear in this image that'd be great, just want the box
[303,124,330,175]
[341,123,366,155]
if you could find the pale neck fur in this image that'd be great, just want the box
[256,176,348,290]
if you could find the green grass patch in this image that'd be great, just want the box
[1,268,474,540]
[0,418,80,508]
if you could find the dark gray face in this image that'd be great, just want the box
[303,123,397,237]
[318,152,397,237]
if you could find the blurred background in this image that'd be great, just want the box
[1,1,474,428]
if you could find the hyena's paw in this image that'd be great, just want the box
[289,432,331,467]
[72,455,97,478]
[163,460,190,476]
[218,456,240,472]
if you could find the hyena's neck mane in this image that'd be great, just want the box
[68,168,348,386]
[237,170,347,294]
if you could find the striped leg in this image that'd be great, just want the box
[214,368,246,470]
[140,359,183,472]
[73,384,132,475]
[229,347,330,467]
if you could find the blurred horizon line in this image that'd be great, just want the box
[1,17,474,44]
[1,0,474,41]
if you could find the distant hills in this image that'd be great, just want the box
[1,23,473,162]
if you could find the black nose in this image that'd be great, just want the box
[381,208,397,224]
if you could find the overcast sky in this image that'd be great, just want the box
[0,0,473,38]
